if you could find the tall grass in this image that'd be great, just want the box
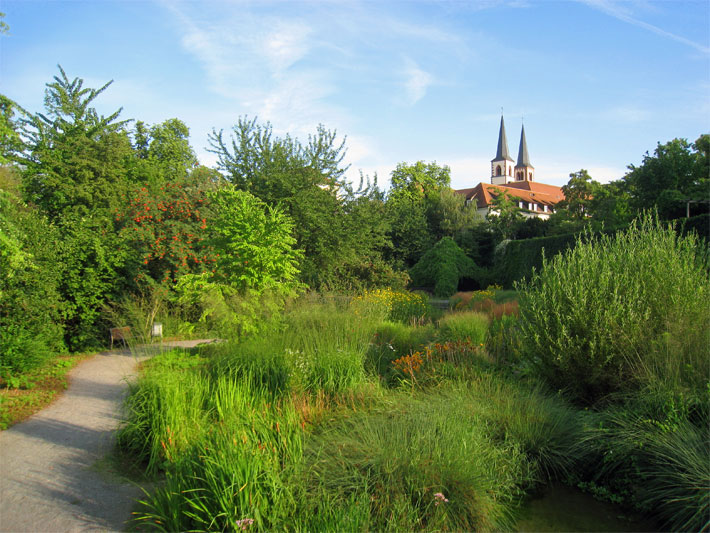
[304,391,532,532]
[437,310,489,344]
[366,321,436,383]
[116,350,211,473]
[133,377,304,532]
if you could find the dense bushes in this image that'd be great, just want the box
[409,237,483,297]
[0,192,65,375]
[517,214,709,404]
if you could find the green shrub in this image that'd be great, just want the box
[0,192,65,374]
[409,237,483,297]
[172,274,288,340]
[437,311,489,344]
[517,214,709,404]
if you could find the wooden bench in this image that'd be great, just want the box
[109,326,131,349]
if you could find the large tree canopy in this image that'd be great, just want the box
[208,117,388,289]
[19,66,133,221]
[623,135,709,220]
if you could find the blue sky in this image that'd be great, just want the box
[1,0,708,189]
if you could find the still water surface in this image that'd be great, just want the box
[515,483,661,532]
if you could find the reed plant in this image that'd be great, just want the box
[133,377,304,531]
[116,350,211,474]
[453,377,584,482]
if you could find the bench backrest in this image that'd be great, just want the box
[110,326,131,341]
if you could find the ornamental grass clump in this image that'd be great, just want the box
[437,310,489,344]
[517,213,709,404]
[304,391,532,532]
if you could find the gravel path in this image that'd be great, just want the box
[0,340,214,533]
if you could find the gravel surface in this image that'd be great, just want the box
[0,340,213,533]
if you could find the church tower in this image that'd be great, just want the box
[491,115,515,185]
[514,124,534,181]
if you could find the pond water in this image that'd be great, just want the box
[515,483,661,532]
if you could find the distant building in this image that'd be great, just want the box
[455,116,564,220]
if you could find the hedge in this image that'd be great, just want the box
[490,213,708,288]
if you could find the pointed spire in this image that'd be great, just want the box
[516,124,531,167]
[493,115,513,162]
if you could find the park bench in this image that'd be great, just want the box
[109,326,131,349]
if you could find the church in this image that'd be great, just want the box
[455,116,564,220]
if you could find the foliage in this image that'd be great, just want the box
[130,118,197,185]
[385,160,475,268]
[0,95,24,164]
[117,182,214,288]
[389,160,451,194]
[488,187,524,240]
[517,213,710,404]
[207,186,302,292]
[409,237,483,297]
[623,135,709,220]
[172,274,287,340]
[491,231,580,288]
[559,169,598,220]
[0,191,65,374]
[209,117,387,289]
[19,66,132,222]
[57,214,126,349]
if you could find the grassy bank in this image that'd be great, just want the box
[0,351,92,430]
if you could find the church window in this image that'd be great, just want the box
[496,166,502,176]
[508,167,512,176]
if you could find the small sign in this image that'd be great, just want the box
[151,322,163,338]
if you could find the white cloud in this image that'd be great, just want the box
[402,58,433,105]
[262,21,313,73]
[579,0,710,54]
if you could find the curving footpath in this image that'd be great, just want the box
[0,340,212,533]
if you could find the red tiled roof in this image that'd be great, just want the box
[454,181,565,211]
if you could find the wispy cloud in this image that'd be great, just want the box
[579,0,710,55]
[402,58,433,105]
[602,105,651,123]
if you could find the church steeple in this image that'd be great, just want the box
[514,124,534,181]
[494,115,513,162]
[491,115,515,184]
